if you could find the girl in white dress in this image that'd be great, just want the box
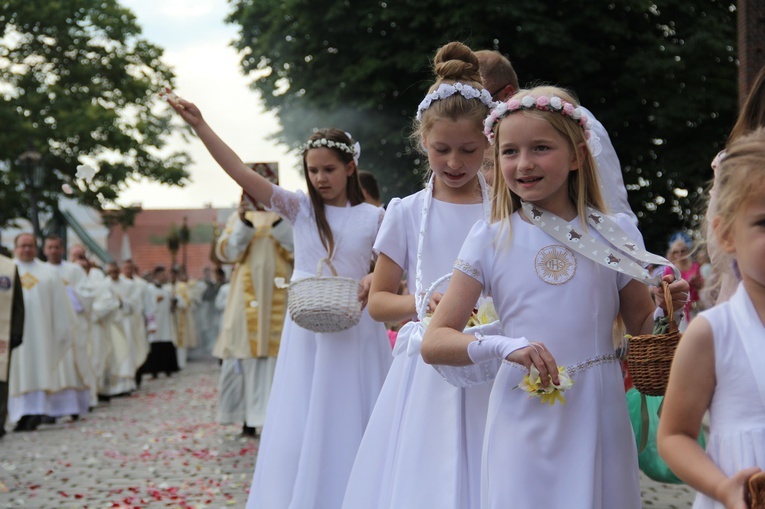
[166,95,392,509]
[342,42,495,509]
[421,85,689,509]
[658,129,765,509]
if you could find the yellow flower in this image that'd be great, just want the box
[517,365,573,406]
[466,298,499,327]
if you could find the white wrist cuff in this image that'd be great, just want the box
[468,334,530,364]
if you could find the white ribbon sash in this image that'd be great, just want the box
[520,201,680,284]
[730,283,765,410]
[413,174,491,318]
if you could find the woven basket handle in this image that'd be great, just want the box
[660,280,679,332]
[316,258,339,277]
[417,272,452,321]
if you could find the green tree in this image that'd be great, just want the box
[0,0,189,231]
[227,0,737,251]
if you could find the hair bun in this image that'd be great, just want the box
[433,41,482,83]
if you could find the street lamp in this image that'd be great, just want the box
[18,145,45,246]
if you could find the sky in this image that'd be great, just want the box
[117,0,305,209]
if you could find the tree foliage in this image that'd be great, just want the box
[227,0,737,251]
[0,0,189,231]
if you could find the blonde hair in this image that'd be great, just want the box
[413,42,489,152]
[490,86,606,229]
[711,128,765,272]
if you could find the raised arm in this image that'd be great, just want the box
[165,89,275,207]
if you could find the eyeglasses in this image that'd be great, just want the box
[489,83,517,102]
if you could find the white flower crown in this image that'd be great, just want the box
[483,95,593,144]
[416,82,495,122]
[301,136,361,166]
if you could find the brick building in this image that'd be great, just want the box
[106,206,235,279]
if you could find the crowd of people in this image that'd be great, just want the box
[0,234,230,434]
[1,39,763,509]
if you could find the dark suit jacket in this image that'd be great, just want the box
[9,268,24,349]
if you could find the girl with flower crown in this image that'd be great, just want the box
[658,129,765,509]
[165,94,392,509]
[341,41,496,509]
[421,85,689,508]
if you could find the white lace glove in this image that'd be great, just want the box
[467,334,530,364]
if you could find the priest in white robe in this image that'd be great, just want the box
[137,265,179,384]
[103,262,138,395]
[171,267,197,369]
[120,260,151,369]
[74,260,121,402]
[200,267,226,353]
[214,183,293,436]
[44,234,94,412]
[9,233,77,429]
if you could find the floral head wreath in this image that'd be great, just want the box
[416,82,495,122]
[483,95,593,144]
[301,133,361,166]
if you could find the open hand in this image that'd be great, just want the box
[162,87,204,127]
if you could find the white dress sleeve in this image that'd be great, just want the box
[266,185,309,224]
[453,219,494,294]
[373,197,407,269]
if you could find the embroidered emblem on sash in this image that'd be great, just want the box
[20,272,38,290]
[0,276,11,291]
[535,245,576,285]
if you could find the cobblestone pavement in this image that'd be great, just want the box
[0,359,696,508]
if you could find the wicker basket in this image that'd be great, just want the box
[627,281,681,396]
[288,258,362,333]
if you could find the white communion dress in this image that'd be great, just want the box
[245,186,392,509]
[692,283,765,509]
[455,212,642,509]
[342,178,493,509]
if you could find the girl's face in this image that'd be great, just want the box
[498,113,578,217]
[668,240,690,263]
[305,147,355,207]
[423,117,487,193]
[719,192,765,292]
